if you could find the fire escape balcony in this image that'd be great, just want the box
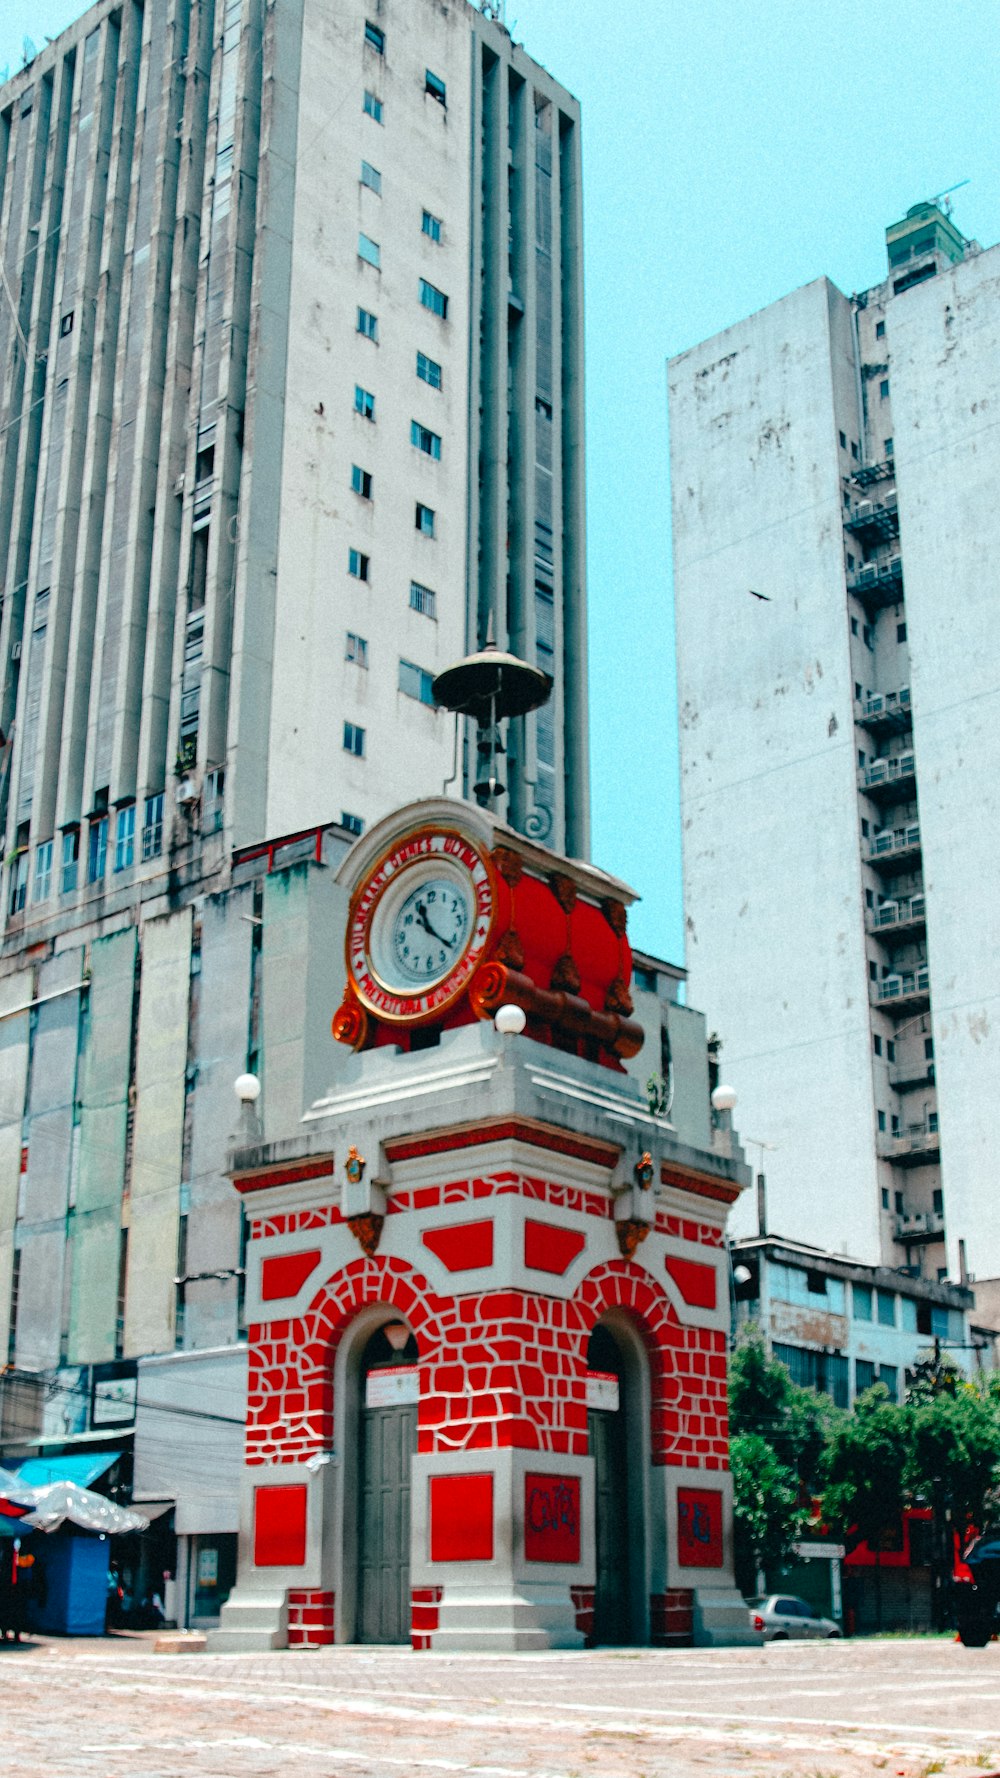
[889,1059,935,1091]
[879,1121,941,1167]
[844,492,900,546]
[856,687,912,735]
[894,1209,945,1243]
[868,822,921,872]
[867,893,926,941]
[872,966,931,1016]
[849,458,895,490]
[859,751,916,804]
[849,554,904,612]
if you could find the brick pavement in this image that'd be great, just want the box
[3,1635,999,1778]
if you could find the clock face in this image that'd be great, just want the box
[346,827,497,1023]
[390,878,472,986]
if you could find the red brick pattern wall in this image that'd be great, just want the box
[287,1588,335,1646]
[650,1589,694,1647]
[411,1585,443,1650]
[246,1240,728,1470]
[570,1585,595,1646]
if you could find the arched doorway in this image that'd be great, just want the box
[356,1322,419,1644]
[587,1317,649,1644]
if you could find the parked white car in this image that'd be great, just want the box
[747,1594,842,1640]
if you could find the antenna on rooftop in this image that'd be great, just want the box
[928,179,970,216]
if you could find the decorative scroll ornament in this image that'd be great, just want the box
[615,1219,650,1261]
[347,1212,384,1256]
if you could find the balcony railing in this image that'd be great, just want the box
[862,752,915,791]
[870,893,925,932]
[857,687,912,733]
[869,823,921,867]
[879,1122,941,1166]
[888,1060,934,1091]
[895,1209,945,1243]
[874,967,930,1011]
[845,494,901,545]
[849,554,904,609]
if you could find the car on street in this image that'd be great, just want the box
[747,1593,843,1640]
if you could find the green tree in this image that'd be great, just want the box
[906,1382,1000,1625]
[821,1384,909,1630]
[730,1431,806,1591]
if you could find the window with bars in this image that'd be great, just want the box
[409,580,436,617]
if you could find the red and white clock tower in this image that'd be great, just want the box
[214,799,753,1651]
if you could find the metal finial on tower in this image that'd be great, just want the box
[432,630,552,812]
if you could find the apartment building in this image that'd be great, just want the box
[0,0,589,1620]
[669,204,1000,1313]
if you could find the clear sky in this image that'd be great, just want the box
[3,1,999,961]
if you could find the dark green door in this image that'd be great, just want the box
[357,1326,418,1645]
[588,1324,632,1645]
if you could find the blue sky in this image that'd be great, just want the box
[3,1,999,960]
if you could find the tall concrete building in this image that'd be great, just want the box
[0,0,590,1622]
[670,205,1000,1313]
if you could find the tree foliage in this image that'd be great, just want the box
[730,1432,805,1584]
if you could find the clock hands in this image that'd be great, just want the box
[415,899,457,949]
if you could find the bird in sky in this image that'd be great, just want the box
[749,589,771,601]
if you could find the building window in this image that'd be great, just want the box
[868,960,877,982]
[32,840,53,904]
[425,69,446,105]
[351,464,373,499]
[851,441,859,460]
[852,1283,873,1321]
[142,792,164,860]
[364,20,385,53]
[863,624,873,648]
[846,553,855,571]
[348,548,370,582]
[877,1109,886,1132]
[355,385,376,420]
[865,888,874,909]
[61,829,79,894]
[877,1288,896,1327]
[932,1187,944,1216]
[409,580,436,618]
[357,306,379,341]
[854,681,862,699]
[879,1365,898,1402]
[422,209,442,242]
[861,817,869,837]
[358,233,381,269]
[881,1187,889,1210]
[88,816,108,884]
[360,160,382,194]
[876,319,886,339]
[891,1112,900,1134]
[897,622,907,642]
[850,616,858,636]
[873,1034,882,1056]
[417,350,442,389]
[346,632,368,666]
[419,278,448,319]
[399,659,436,706]
[880,378,890,399]
[343,721,365,757]
[341,811,364,837]
[363,90,383,123]
[855,1358,875,1395]
[114,804,135,872]
[924,1036,934,1059]
[884,436,894,458]
[838,430,846,449]
[411,420,441,459]
[415,502,435,536]
[857,749,865,768]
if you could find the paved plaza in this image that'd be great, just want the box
[3,1635,999,1778]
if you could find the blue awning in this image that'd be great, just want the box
[10,1452,122,1490]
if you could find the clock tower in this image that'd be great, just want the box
[213,800,754,1652]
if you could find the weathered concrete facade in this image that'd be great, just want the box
[670,208,1000,1302]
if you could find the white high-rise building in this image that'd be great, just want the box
[0,0,592,1616]
[0,0,588,898]
[669,205,1000,1317]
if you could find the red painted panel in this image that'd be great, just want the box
[253,1483,308,1567]
[261,1248,323,1302]
[665,1255,718,1310]
[677,1488,724,1568]
[524,1219,586,1276]
[524,1472,581,1563]
[422,1220,494,1271]
[429,1473,494,1561]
